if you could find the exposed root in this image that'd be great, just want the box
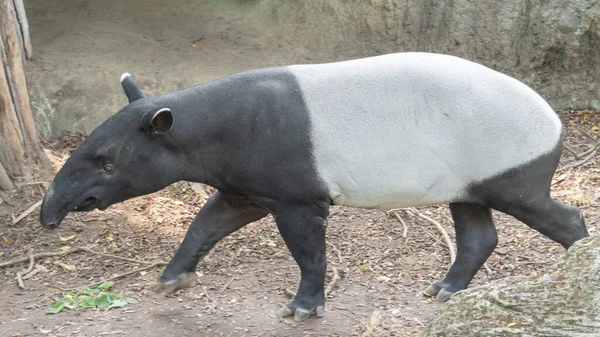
[557,146,598,172]
[325,266,340,296]
[25,253,34,273]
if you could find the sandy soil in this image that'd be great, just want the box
[0,110,598,337]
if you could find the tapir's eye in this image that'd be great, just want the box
[103,164,114,174]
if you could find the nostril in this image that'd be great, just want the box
[45,222,58,229]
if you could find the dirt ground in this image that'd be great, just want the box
[0,110,598,337]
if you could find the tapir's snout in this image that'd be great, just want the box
[39,190,68,230]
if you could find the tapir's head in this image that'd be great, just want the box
[40,73,183,229]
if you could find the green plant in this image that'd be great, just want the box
[48,281,139,314]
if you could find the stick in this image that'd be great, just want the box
[10,200,41,225]
[219,276,235,294]
[0,247,85,268]
[392,211,408,238]
[284,288,295,297]
[407,208,456,264]
[81,262,167,289]
[16,271,24,289]
[325,266,340,296]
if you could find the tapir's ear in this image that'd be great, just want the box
[120,73,146,103]
[141,108,173,134]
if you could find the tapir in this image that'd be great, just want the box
[40,52,589,321]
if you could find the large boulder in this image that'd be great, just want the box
[420,236,600,337]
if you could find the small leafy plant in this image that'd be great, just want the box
[48,281,139,314]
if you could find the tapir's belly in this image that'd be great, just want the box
[288,53,562,208]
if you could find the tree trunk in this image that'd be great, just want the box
[0,0,47,191]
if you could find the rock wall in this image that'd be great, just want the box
[26,0,599,137]
[259,0,600,108]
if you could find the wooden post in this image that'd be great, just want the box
[12,0,32,59]
[0,0,48,190]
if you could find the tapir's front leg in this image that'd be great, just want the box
[156,191,268,293]
[271,203,329,322]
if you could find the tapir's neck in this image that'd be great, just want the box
[150,71,269,192]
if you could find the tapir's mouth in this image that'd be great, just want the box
[73,196,99,212]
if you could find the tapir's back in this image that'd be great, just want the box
[287,53,562,208]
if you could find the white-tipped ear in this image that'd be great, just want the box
[120,72,132,83]
[120,73,146,103]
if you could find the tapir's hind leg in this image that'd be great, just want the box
[489,197,588,249]
[471,144,589,250]
[424,203,498,302]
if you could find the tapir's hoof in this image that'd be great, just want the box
[423,283,454,302]
[279,305,325,322]
[155,272,196,294]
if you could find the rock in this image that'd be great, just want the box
[420,236,600,337]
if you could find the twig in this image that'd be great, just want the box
[412,317,425,327]
[25,253,34,273]
[16,271,24,289]
[407,208,456,264]
[329,242,343,264]
[0,247,85,268]
[420,226,448,247]
[11,200,42,225]
[202,286,213,302]
[16,181,49,188]
[483,263,493,277]
[0,246,158,269]
[81,262,167,289]
[392,211,408,238]
[557,146,598,172]
[325,266,340,296]
[329,209,342,217]
[562,143,580,158]
[284,288,295,297]
[219,276,235,294]
[0,328,12,336]
[78,247,156,265]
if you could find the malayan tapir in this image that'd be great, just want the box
[40,52,589,321]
